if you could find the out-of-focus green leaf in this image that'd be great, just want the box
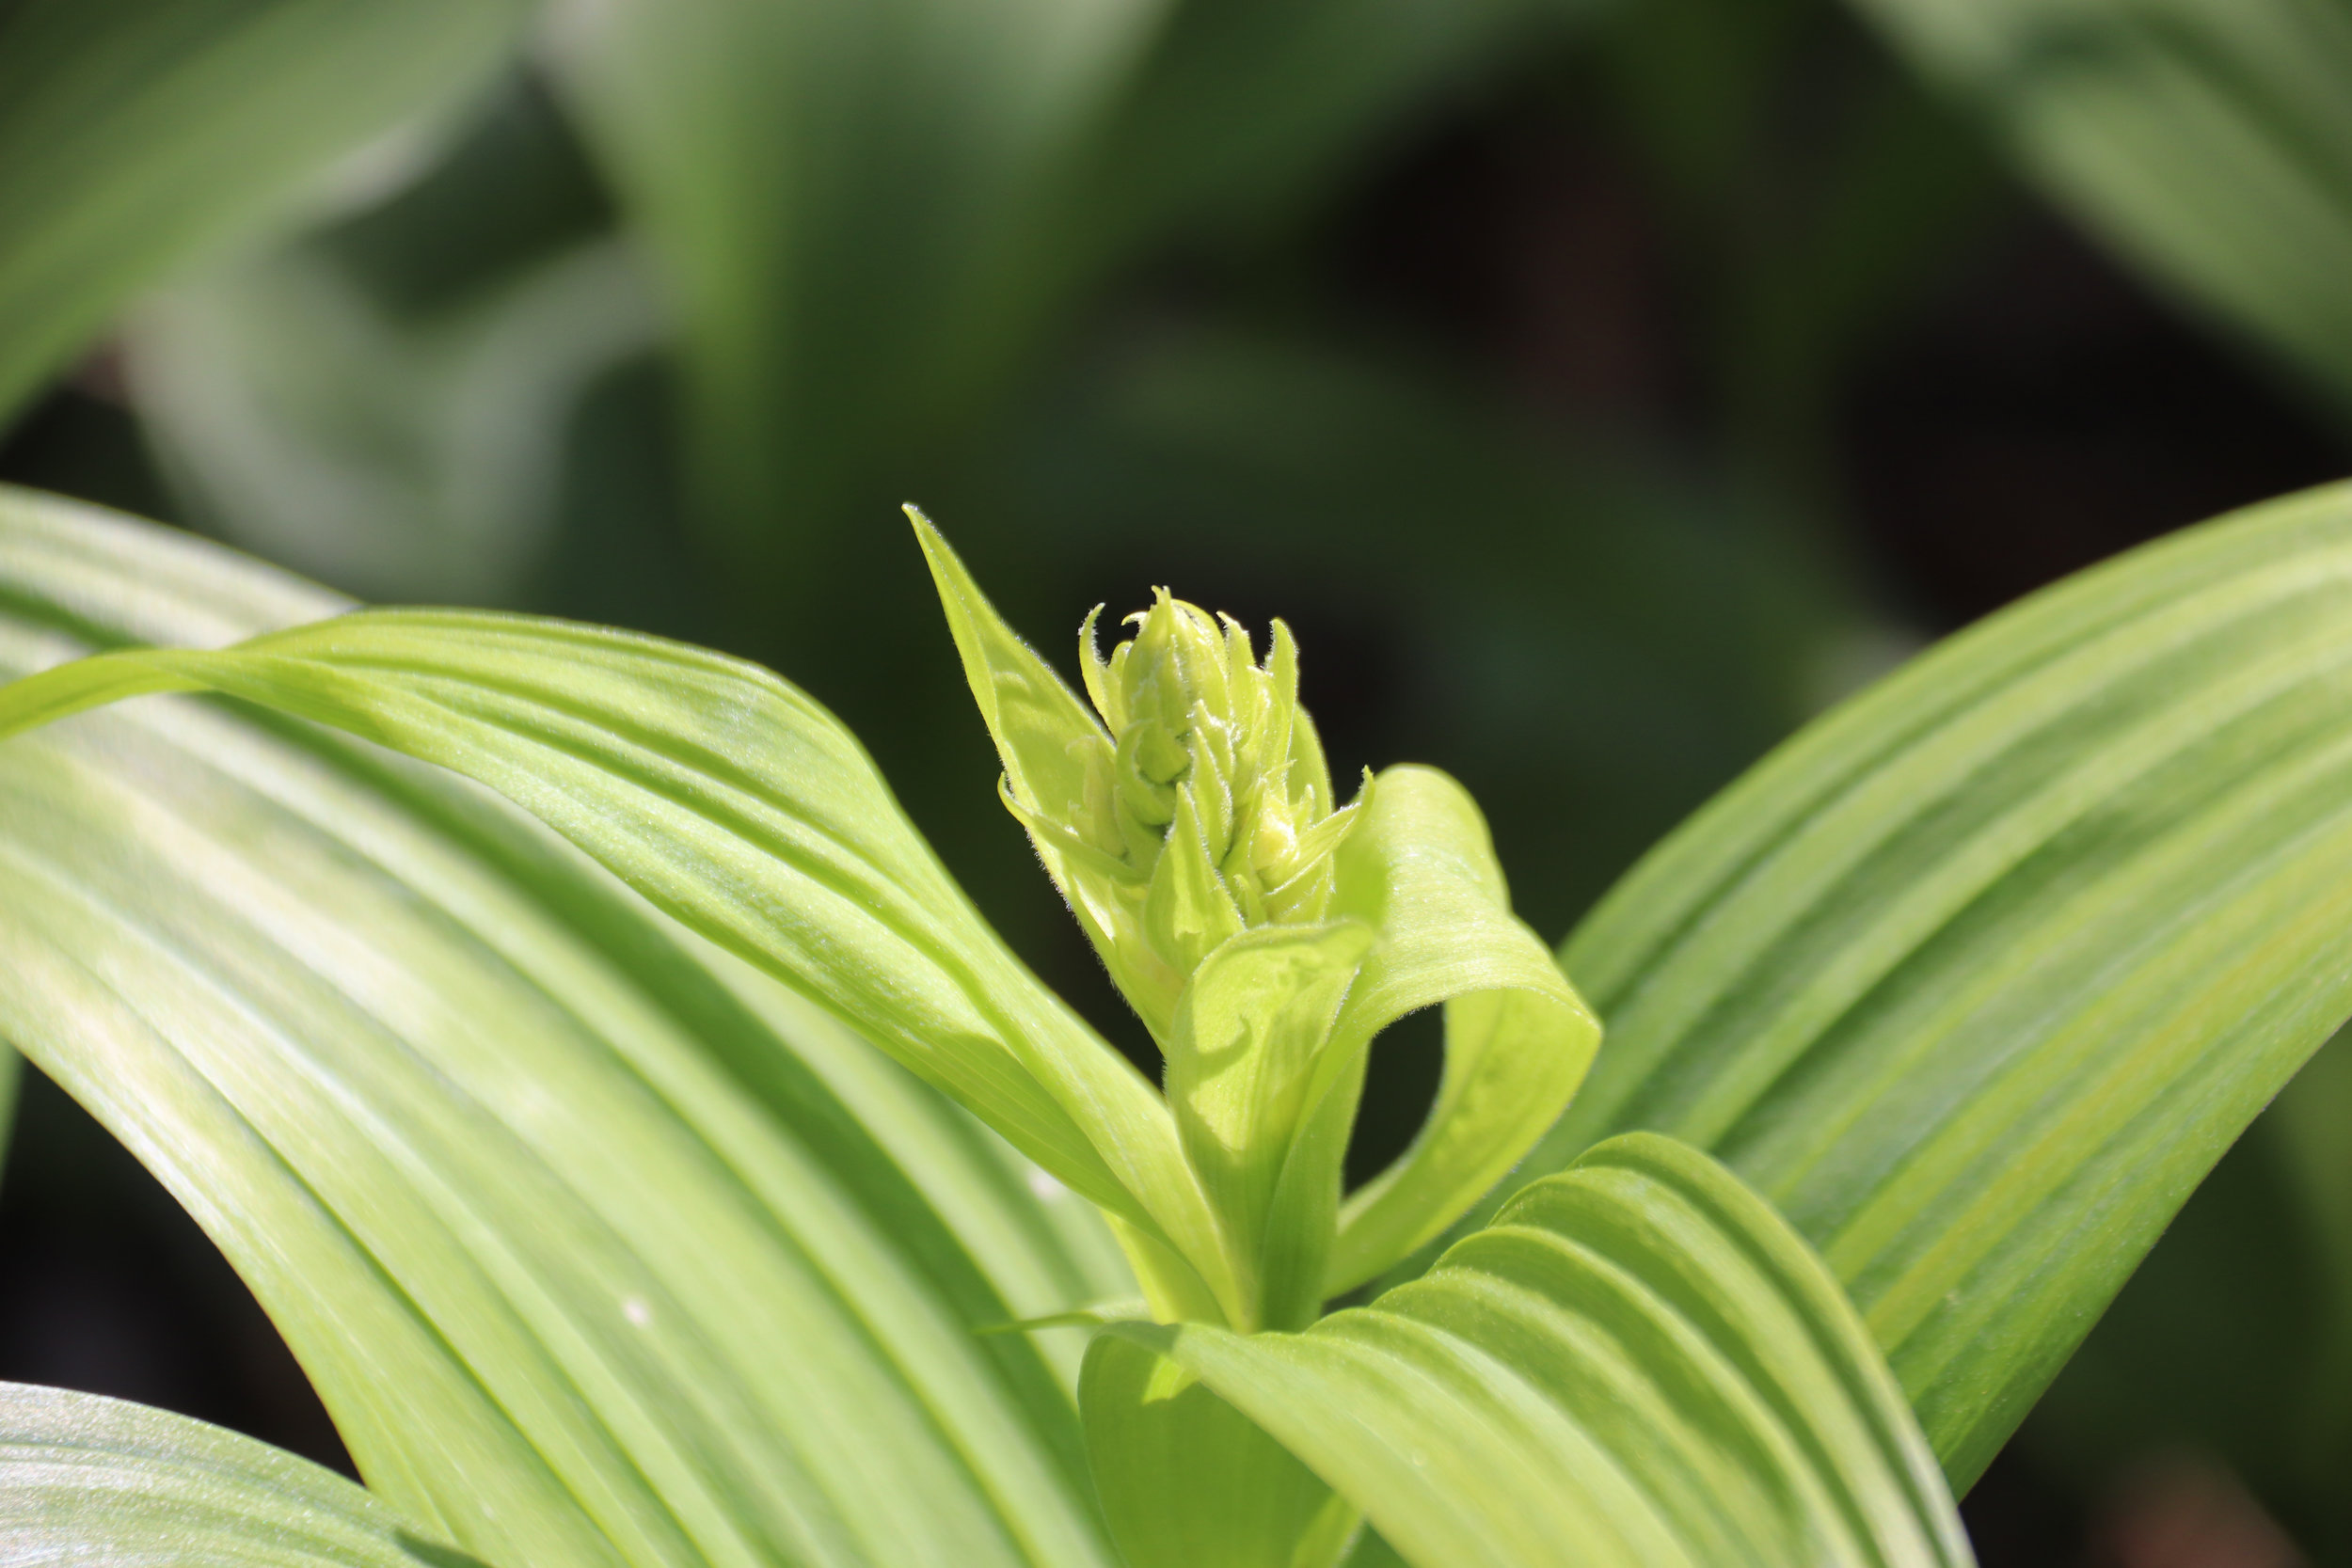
[1056,0,1595,262]
[541,0,1603,570]
[0,0,531,423]
[1520,480,2352,1488]
[0,549,1247,1321]
[1847,0,2352,415]
[541,0,1167,556]
[0,1381,476,1567]
[115,73,649,609]
[2269,1027,2352,1490]
[0,487,1128,1567]
[124,237,660,603]
[1112,1133,1973,1568]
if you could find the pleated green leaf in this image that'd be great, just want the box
[0,1381,477,1568]
[0,486,1128,1567]
[913,509,1136,1009]
[1847,0,2352,413]
[1111,1133,1973,1568]
[0,578,1248,1321]
[0,0,530,423]
[1526,479,2352,1487]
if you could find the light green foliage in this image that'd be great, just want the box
[3,0,2351,1561]
[0,512,1597,1340]
[1165,923,1375,1329]
[0,490,1961,1568]
[10,480,2352,1564]
[0,490,1127,1568]
[0,0,531,423]
[1522,481,2352,1486]
[1848,0,2352,417]
[0,588,1248,1329]
[1109,1135,1973,1568]
[1316,767,1604,1300]
[922,515,1597,1327]
[0,1382,477,1567]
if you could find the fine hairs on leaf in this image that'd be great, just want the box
[2,479,2352,1565]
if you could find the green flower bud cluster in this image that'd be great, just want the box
[921,513,1596,1336]
[1006,590,1367,1037]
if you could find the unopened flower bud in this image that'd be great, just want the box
[915,512,1367,1045]
[1029,590,1368,1035]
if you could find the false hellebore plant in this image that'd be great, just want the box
[2,483,2352,1567]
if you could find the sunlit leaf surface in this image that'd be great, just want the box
[0,1381,477,1568]
[0,578,1247,1316]
[1536,480,2352,1484]
[0,488,1128,1567]
[1119,1134,1973,1568]
[1082,1333,1358,1568]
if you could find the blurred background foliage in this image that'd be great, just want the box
[1,0,2350,1561]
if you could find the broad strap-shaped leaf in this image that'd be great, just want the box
[1847,0,2352,413]
[0,487,1127,1567]
[1527,479,2352,1487]
[0,0,529,422]
[1107,1133,1974,1568]
[0,1381,476,1567]
[0,589,1247,1322]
